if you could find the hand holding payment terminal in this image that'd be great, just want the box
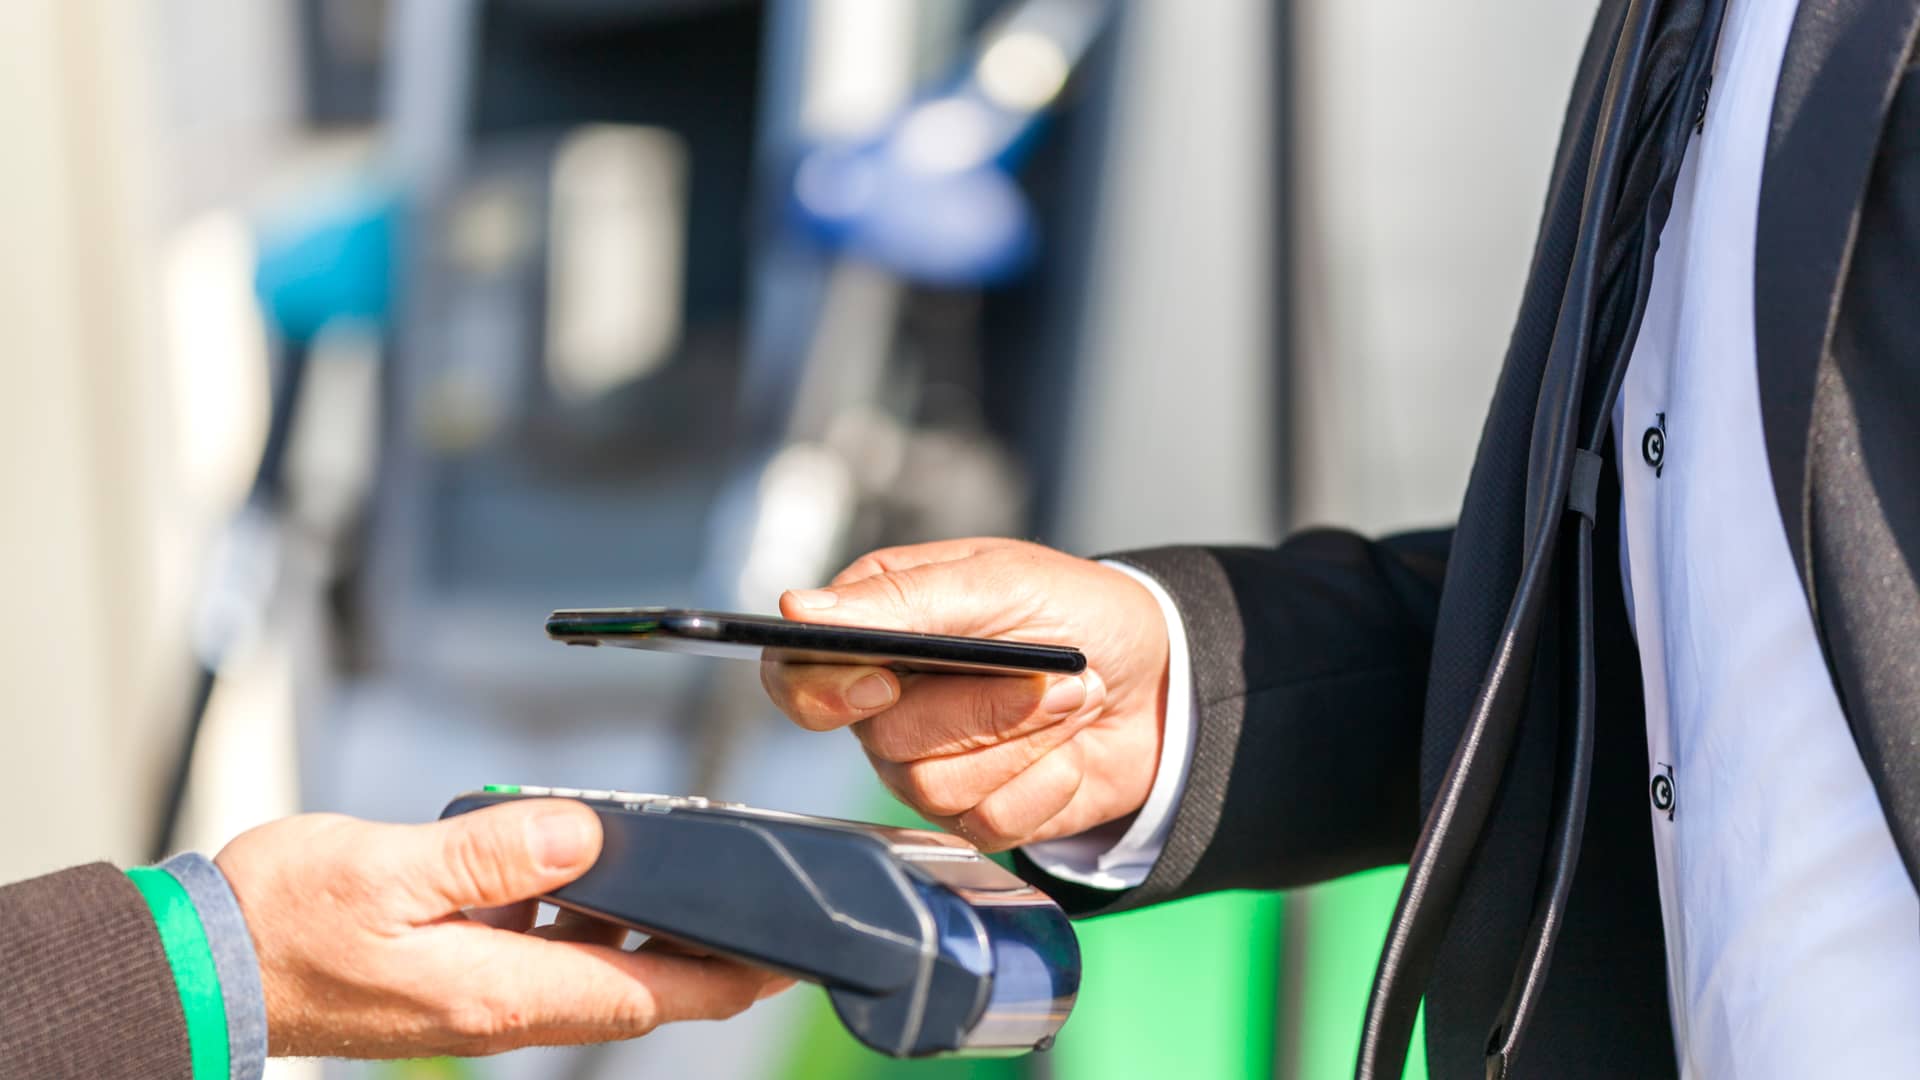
[441,787,1081,1058]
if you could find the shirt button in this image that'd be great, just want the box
[1650,765,1675,820]
[1641,412,1667,476]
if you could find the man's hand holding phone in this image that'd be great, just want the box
[762,538,1171,851]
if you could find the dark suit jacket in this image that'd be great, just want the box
[0,863,194,1077]
[1020,2,1920,1077]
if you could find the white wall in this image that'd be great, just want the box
[1290,2,1598,534]
[1054,0,1596,552]
[1055,0,1279,552]
[0,0,183,879]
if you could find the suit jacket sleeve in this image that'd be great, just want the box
[0,862,194,1078]
[1017,527,1450,916]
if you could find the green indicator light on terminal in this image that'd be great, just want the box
[483,784,521,794]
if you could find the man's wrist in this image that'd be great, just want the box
[1021,559,1198,890]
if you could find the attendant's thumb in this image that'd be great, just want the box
[397,798,603,915]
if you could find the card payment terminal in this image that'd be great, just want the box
[441,787,1081,1058]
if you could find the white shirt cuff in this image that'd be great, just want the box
[1021,560,1197,890]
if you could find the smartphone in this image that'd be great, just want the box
[546,607,1086,676]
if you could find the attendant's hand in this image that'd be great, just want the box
[762,538,1170,852]
[214,800,792,1059]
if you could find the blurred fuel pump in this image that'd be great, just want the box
[788,0,1109,285]
[152,176,400,861]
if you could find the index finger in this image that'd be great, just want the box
[462,928,784,1045]
[829,539,1001,587]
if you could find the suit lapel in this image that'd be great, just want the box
[1754,0,1920,593]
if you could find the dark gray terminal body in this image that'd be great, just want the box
[440,790,1081,1057]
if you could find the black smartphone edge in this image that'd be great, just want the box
[545,607,1086,675]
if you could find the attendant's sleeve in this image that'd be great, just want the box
[1015,527,1450,916]
[0,855,268,1080]
[0,862,195,1077]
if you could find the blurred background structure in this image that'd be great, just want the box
[0,1,1593,1077]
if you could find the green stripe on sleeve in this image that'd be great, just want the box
[127,866,232,1080]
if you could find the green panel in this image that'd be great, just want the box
[1287,866,1427,1080]
[371,1059,479,1080]
[1052,891,1284,1080]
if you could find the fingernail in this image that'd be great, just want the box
[534,811,594,870]
[847,673,896,711]
[788,589,838,610]
[1040,674,1088,717]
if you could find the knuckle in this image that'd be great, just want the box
[834,553,886,585]
[967,807,1013,849]
[443,824,511,905]
[718,983,760,1019]
[967,686,1031,747]
[963,692,1002,747]
[855,717,913,763]
[870,572,919,618]
[442,994,512,1044]
[609,988,660,1034]
[871,759,916,808]
[965,804,1018,850]
[899,762,973,818]
[790,681,853,730]
[697,978,759,1023]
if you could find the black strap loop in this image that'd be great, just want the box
[1567,449,1604,523]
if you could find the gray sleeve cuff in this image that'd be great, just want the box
[161,853,268,1080]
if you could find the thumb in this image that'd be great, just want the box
[399,798,603,917]
[781,561,1008,637]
